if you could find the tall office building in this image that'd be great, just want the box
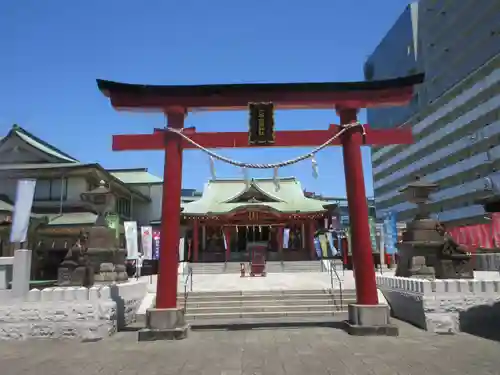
[365,1,500,227]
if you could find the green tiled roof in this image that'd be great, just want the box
[47,212,97,226]
[109,169,162,184]
[0,199,14,212]
[10,125,79,163]
[0,162,88,171]
[182,177,330,215]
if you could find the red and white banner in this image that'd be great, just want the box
[140,226,153,260]
[449,223,497,250]
[492,213,500,247]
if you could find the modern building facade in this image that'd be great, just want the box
[366,1,500,228]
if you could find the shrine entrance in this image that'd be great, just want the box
[96,73,423,335]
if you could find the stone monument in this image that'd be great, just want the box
[57,181,128,286]
[395,176,473,279]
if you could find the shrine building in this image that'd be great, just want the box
[179,177,336,263]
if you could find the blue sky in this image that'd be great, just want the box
[0,0,409,197]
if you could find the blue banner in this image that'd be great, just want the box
[326,232,338,257]
[383,212,398,255]
[314,237,322,259]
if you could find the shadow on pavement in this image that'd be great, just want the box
[459,301,500,343]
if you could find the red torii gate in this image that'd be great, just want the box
[97,74,423,338]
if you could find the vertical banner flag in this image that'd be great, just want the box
[140,226,153,260]
[331,215,341,231]
[326,231,338,257]
[223,232,228,252]
[383,211,398,255]
[124,221,139,260]
[152,230,161,259]
[368,216,377,252]
[10,179,37,244]
[391,212,398,250]
[314,235,323,259]
[283,228,290,249]
[178,237,185,262]
[346,227,352,255]
[337,232,343,256]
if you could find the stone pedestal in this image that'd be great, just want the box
[93,262,128,283]
[138,308,189,341]
[344,304,398,336]
[86,226,128,282]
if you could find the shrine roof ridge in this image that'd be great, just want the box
[207,177,297,183]
[2,124,79,163]
[97,73,424,97]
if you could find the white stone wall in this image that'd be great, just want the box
[0,280,148,341]
[376,275,500,334]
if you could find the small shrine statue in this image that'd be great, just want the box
[434,223,473,279]
[57,231,94,287]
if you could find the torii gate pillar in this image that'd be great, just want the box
[138,110,190,342]
[157,111,184,310]
[338,108,397,335]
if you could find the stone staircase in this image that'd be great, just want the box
[190,262,240,274]
[266,261,320,273]
[178,289,356,327]
[190,260,343,275]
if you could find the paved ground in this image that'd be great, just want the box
[145,270,391,293]
[147,270,500,294]
[1,320,499,375]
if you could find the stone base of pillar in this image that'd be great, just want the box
[138,308,189,341]
[344,304,398,336]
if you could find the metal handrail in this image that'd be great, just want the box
[183,265,193,314]
[329,259,344,312]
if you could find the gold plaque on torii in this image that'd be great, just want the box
[248,102,275,145]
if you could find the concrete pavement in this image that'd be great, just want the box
[1,319,498,375]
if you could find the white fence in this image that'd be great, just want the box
[376,275,500,294]
[1,280,147,304]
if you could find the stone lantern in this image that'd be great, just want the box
[81,180,114,228]
[62,180,128,284]
[396,175,472,279]
[399,175,438,219]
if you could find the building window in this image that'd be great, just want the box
[116,197,131,218]
[34,178,68,201]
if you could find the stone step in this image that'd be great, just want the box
[185,304,349,315]
[178,289,356,298]
[188,314,349,330]
[185,310,348,320]
[189,261,334,274]
[179,293,355,302]
[182,298,355,308]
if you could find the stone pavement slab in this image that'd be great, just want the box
[1,320,499,375]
